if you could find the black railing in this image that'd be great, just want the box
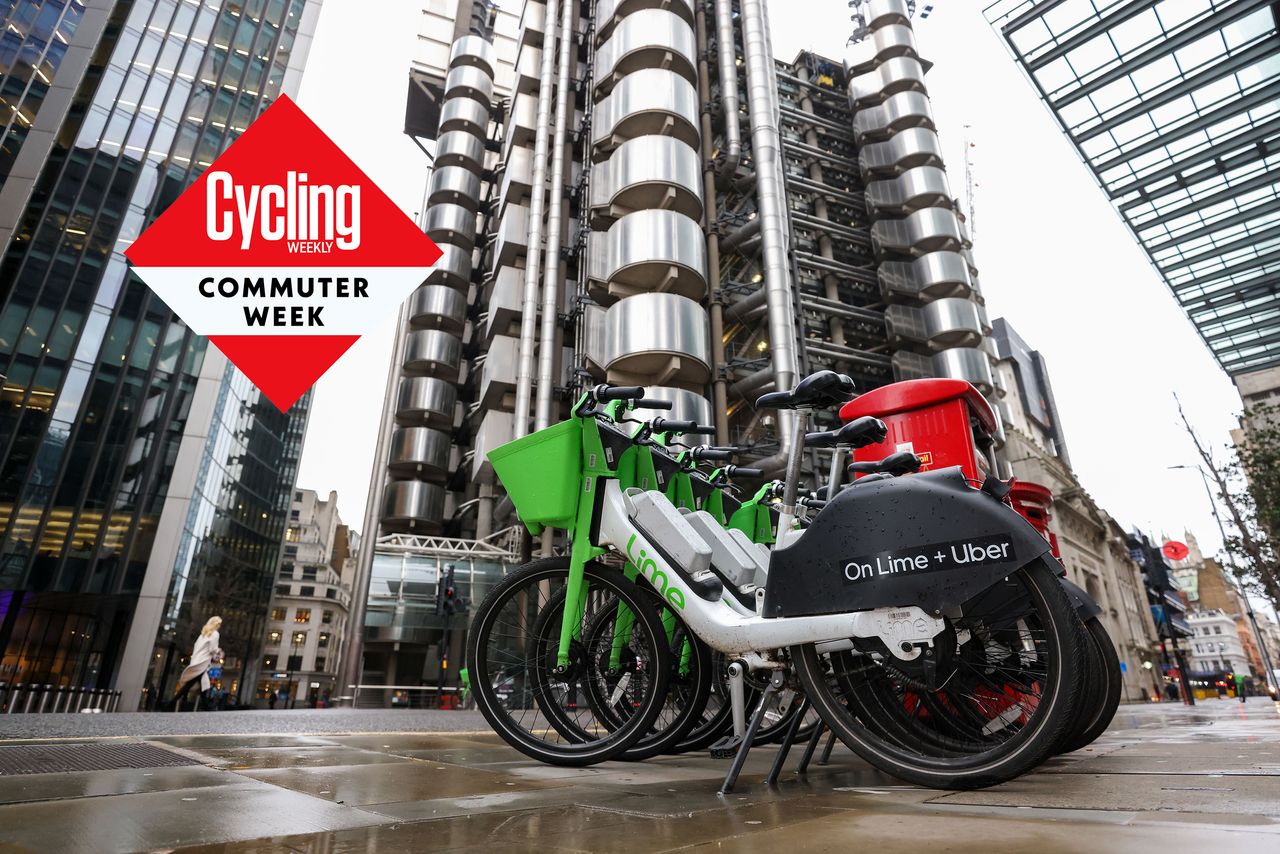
[0,682,122,714]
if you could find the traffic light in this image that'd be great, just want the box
[435,566,470,617]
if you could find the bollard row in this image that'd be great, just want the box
[0,682,122,713]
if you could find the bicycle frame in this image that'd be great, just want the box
[549,399,947,664]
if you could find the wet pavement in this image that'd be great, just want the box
[0,700,1276,852]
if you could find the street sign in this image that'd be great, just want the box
[1162,541,1190,561]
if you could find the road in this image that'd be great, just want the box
[0,700,1278,852]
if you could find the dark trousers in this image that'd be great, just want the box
[173,674,204,709]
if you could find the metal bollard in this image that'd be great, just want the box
[5,683,21,714]
[37,684,54,713]
[87,688,101,711]
[108,691,121,713]
[52,686,69,714]
[73,686,88,713]
[23,684,40,713]
[0,681,7,713]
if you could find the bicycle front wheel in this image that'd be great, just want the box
[466,557,671,766]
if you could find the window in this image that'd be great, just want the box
[262,655,277,669]
[318,633,330,648]
[280,563,294,578]
[294,609,311,624]
[326,588,337,599]
[322,610,333,624]
[267,630,281,645]
[1214,626,1222,634]
[292,631,307,645]
[290,509,299,519]
[302,567,317,581]
[315,657,326,671]
[275,584,290,596]
[287,655,303,671]
[300,586,315,597]
[270,607,286,621]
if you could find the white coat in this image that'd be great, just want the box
[176,630,220,692]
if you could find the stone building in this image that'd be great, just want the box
[255,490,357,708]
[992,319,1161,702]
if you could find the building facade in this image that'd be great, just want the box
[345,0,1009,699]
[991,316,1162,701]
[1186,609,1251,678]
[987,0,1280,380]
[0,0,323,711]
[256,488,354,707]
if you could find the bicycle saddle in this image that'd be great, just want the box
[804,416,888,449]
[755,370,856,410]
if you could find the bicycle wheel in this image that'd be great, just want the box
[585,604,712,761]
[467,557,670,766]
[1058,616,1121,753]
[673,652,736,753]
[793,557,1086,789]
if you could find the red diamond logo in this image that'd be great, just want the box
[126,95,442,410]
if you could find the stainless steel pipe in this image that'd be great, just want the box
[535,0,577,432]
[513,0,562,439]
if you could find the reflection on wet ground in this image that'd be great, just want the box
[0,700,1277,852]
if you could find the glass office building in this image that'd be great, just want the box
[0,0,321,709]
[985,0,1280,377]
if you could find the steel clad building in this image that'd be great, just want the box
[346,0,1006,702]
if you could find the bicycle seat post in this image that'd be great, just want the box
[776,408,810,537]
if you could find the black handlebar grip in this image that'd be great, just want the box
[689,424,717,435]
[803,430,838,448]
[651,418,698,434]
[633,398,674,410]
[691,447,733,461]
[728,466,763,478]
[595,384,644,401]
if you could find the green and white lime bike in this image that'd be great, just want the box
[467,372,1086,789]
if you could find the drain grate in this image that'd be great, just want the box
[0,742,200,776]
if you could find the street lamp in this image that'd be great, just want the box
[1168,463,1279,697]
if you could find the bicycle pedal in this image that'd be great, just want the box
[710,734,744,759]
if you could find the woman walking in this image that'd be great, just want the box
[171,616,223,711]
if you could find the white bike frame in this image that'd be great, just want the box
[597,480,945,660]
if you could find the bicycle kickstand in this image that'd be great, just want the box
[795,719,826,775]
[765,696,811,786]
[718,670,783,795]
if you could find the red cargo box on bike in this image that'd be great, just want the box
[838,378,997,484]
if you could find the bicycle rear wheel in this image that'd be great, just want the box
[1058,616,1121,753]
[467,557,670,766]
[793,557,1085,789]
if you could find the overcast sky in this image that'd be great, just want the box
[292,1,1247,571]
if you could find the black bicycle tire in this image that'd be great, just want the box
[793,558,1086,789]
[467,557,671,766]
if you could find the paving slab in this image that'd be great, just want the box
[0,764,233,806]
[2,698,1278,852]
[927,771,1280,817]
[238,757,570,808]
[0,779,386,853]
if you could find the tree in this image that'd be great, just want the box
[1176,397,1280,612]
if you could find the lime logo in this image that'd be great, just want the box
[625,533,686,610]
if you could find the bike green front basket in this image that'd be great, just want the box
[487,419,583,533]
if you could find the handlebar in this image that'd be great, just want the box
[689,447,734,462]
[726,465,762,478]
[633,398,673,410]
[652,418,717,436]
[593,384,645,402]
